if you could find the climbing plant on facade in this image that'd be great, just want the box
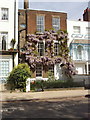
[21,30,76,77]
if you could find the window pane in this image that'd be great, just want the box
[54,43,59,56]
[38,42,44,56]
[52,17,60,31]
[48,65,54,75]
[77,46,83,60]
[0,32,8,50]
[36,65,42,77]
[1,8,8,20]
[37,15,44,32]
[86,27,90,34]
[0,61,9,77]
[73,26,80,33]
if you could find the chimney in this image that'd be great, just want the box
[83,7,90,21]
[24,0,29,9]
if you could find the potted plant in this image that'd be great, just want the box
[11,39,16,49]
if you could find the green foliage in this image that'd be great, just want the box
[47,71,55,81]
[7,63,31,91]
[31,79,84,91]
[31,80,45,91]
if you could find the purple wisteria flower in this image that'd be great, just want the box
[55,57,62,63]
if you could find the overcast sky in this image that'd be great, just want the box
[18,0,89,20]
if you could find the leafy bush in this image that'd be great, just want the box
[7,63,31,91]
[47,71,55,82]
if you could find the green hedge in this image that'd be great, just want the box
[31,79,84,90]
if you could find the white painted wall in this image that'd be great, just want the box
[75,63,85,74]
[67,20,90,46]
[0,0,18,65]
[54,63,62,80]
[0,0,18,49]
[67,20,90,75]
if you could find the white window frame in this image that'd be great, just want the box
[38,41,44,56]
[36,15,45,32]
[86,27,90,34]
[54,42,59,56]
[73,26,80,34]
[77,45,83,60]
[36,64,43,77]
[48,65,54,75]
[0,59,10,83]
[1,8,9,21]
[52,17,60,31]
[0,32,8,50]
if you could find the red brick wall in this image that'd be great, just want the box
[19,9,67,34]
[27,10,67,34]
[19,9,67,78]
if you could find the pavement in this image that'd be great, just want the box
[0,89,89,102]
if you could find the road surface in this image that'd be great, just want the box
[1,96,90,119]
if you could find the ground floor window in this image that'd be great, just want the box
[36,64,43,77]
[85,64,90,74]
[0,60,9,83]
[48,65,54,75]
[89,64,90,74]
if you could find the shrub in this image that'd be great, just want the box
[31,79,84,90]
[31,80,45,91]
[47,71,55,82]
[7,63,31,91]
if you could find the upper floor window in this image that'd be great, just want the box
[2,36,6,50]
[52,17,60,31]
[1,8,8,20]
[86,27,90,34]
[73,26,80,34]
[38,42,44,56]
[77,45,83,60]
[37,15,44,32]
[0,32,8,50]
[36,64,43,77]
[54,42,59,56]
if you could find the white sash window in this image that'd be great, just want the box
[1,8,8,20]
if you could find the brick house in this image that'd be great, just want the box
[18,1,68,80]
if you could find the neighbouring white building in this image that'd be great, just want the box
[0,0,18,84]
[67,19,90,75]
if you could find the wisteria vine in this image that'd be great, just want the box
[21,30,77,76]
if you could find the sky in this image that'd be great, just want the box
[18,0,89,20]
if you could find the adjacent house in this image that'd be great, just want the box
[67,8,90,75]
[18,1,68,80]
[0,0,18,84]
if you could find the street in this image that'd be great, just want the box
[1,96,89,119]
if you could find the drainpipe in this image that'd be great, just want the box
[24,0,29,41]
[14,0,16,40]
[13,0,16,68]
